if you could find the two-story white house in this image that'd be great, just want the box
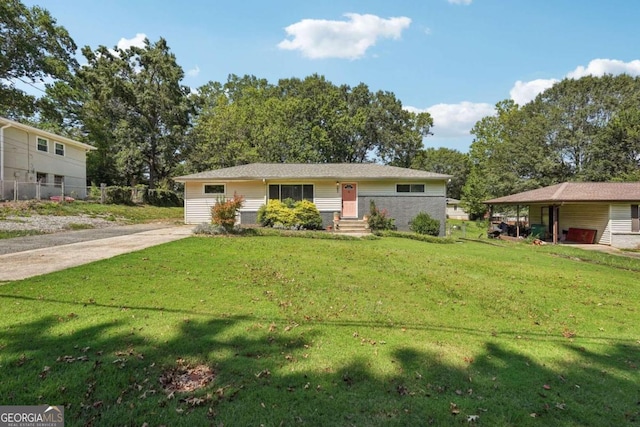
[0,117,95,200]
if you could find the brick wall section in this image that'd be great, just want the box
[359,195,447,235]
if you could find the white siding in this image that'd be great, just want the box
[610,204,632,232]
[227,182,266,211]
[314,182,341,211]
[2,126,89,197]
[184,181,267,224]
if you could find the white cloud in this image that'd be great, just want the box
[187,65,200,77]
[509,58,640,105]
[448,0,472,4]
[107,33,147,57]
[509,78,558,105]
[566,58,640,79]
[407,102,495,138]
[116,33,147,51]
[277,13,411,60]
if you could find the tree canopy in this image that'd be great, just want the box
[0,0,77,118]
[462,75,640,217]
[188,74,433,171]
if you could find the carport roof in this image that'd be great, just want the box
[485,182,640,204]
[175,163,451,181]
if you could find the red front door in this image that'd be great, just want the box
[341,183,357,218]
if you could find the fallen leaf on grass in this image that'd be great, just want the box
[450,402,460,415]
[543,384,551,390]
[467,415,479,422]
[39,366,50,379]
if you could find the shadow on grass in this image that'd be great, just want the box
[0,309,638,426]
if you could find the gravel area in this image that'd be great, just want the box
[0,214,122,233]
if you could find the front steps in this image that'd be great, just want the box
[333,218,370,234]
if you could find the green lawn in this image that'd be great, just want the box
[0,236,638,426]
[0,200,184,223]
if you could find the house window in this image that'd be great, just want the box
[55,142,65,156]
[37,138,48,152]
[396,184,425,193]
[632,204,639,233]
[36,172,47,183]
[54,175,64,187]
[268,184,314,202]
[204,184,225,194]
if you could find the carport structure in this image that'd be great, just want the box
[485,182,640,248]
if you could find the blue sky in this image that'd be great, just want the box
[23,0,640,152]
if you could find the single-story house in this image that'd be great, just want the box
[484,182,640,248]
[446,198,470,220]
[0,116,96,200]
[174,163,451,235]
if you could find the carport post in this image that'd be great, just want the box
[516,205,520,238]
[552,205,559,244]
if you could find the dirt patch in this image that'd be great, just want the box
[160,362,215,393]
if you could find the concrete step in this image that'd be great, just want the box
[334,219,370,233]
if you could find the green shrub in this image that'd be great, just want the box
[409,212,440,236]
[104,186,134,205]
[367,200,396,231]
[211,194,244,231]
[257,200,294,227]
[292,200,323,230]
[258,199,323,230]
[143,188,183,207]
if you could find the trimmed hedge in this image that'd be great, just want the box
[104,186,134,205]
[143,189,183,207]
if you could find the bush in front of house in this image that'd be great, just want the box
[257,200,295,227]
[257,199,323,230]
[409,212,440,236]
[104,186,134,205]
[292,200,323,230]
[143,188,183,207]
[367,200,396,231]
[211,193,244,231]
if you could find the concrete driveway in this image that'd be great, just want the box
[0,224,193,282]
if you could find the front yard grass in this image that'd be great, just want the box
[0,200,183,223]
[0,236,638,426]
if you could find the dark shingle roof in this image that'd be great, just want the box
[175,163,451,181]
[485,182,640,204]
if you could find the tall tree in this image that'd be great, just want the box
[411,147,470,199]
[60,38,194,188]
[0,0,77,118]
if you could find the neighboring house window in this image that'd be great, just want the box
[268,184,313,202]
[54,175,64,187]
[632,204,639,233]
[55,142,65,156]
[204,184,225,194]
[396,184,425,193]
[37,137,48,152]
[36,172,47,183]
